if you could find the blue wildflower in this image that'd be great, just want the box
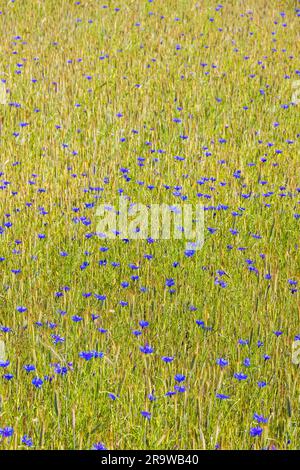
[140,345,154,354]
[32,377,43,389]
[22,435,33,447]
[250,427,263,437]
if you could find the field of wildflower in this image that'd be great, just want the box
[0,0,299,451]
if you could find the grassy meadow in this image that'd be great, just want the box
[0,0,300,450]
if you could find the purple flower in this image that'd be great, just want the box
[253,413,268,424]
[3,374,13,381]
[108,393,118,401]
[161,356,174,363]
[0,427,14,438]
[174,374,186,383]
[174,385,186,393]
[257,381,267,388]
[216,393,230,400]
[22,435,33,447]
[165,391,177,397]
[165,278,175,288]
[16,306,27,313]
[234,372,248,381]
[250,427,263,437]
[32,377,43,388]
[0,361,10,368]
[216,358,228,368]
[92,442,107,450]
[79,351,104,361]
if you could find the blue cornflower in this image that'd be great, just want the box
[3,374,13,380]
[24,364,36,373]
[32,377,43,388]
[108,393,118,401]
[16,306,27,313]
[0,326,11,333]
[80,261,89,270]
[250,427,263,437]
[165,278,175,288]
[79,351,104,360]
[174,374,186,383]
[253,413,268,424]
[174,385,186,393]
[98,328,107,334]
[51,334,65,344]
[140,344,154,354]
[72,315,83,322]
[92,442,107,450]
[216,358,228,368]
[184,247,196,257]
[54,365,68,375]
[94,294,106,301]
[0,427,14,438]
[234,372,248,381]
[216,393,230,400]
[165,391,177,397]
[132,330,142,337]
[257,381,267,388]
[238,339,249,346]
[0,360,9,368]
[22,435,33,447]
[141,411,151,420]
[148,393,156,401]
[162,356,174,363]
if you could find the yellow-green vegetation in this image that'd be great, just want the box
[0,0,299,450]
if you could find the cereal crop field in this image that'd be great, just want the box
[0,0,299,451]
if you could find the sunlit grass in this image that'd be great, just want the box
[0,0,299,450]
